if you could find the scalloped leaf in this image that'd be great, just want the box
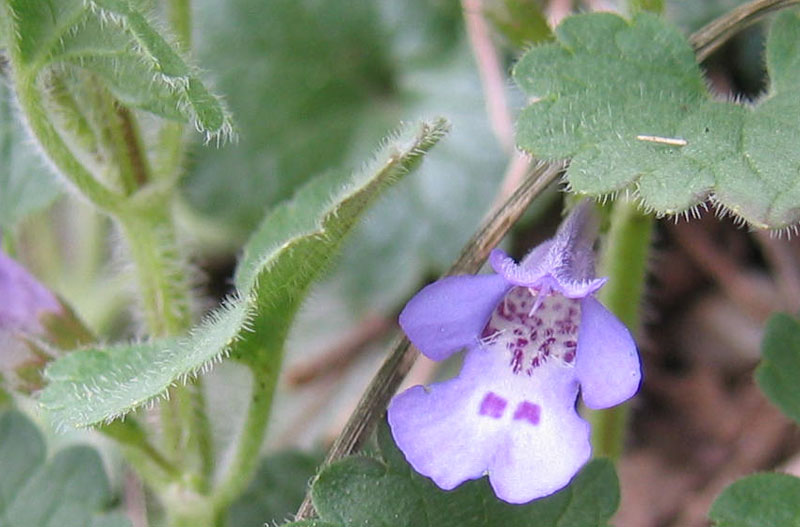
[0,411,130,527]
[709,473,800,526]
[39,119,448,428]
[2,0,231,138]
[514,10,800,230]
[282,422,619,527]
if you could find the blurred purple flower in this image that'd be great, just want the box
[388,202,641,504]
[0,250,61,335]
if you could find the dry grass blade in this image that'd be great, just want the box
[690,0,800,61]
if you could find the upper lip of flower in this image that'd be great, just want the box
[489,247,608,299]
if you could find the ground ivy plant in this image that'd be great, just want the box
[1,1,800,526]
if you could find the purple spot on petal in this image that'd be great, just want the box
[479,392,507,419]
[513,401,541,425]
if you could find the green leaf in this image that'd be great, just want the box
[709,473,800,527]
[228,450,322,527]
[514,10,800,230]
[230,118,448,367]
[0,79,61,229]
[3,0,231,138]
[40,300,248,428]
[40,119,448,428]
[0,411,130,527]
[755,313,800,424]
[185,0,395,231]
[283,422,619,527]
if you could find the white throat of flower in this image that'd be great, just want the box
[480,286,581,376]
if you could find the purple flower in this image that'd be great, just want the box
[1,250,63,386]
[0,250,62,335]
[387,202,641,504]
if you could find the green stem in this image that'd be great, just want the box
[116,201,192,337]
[211,362,280,514]
[155,3,216,495]
[156,0,191,183]
[155,123,187,183]
[191,381,215,492]
[588,199,653,460]
[101,419,182,484]
[115,199,194,468]
[10,71,123,212]
[166,0,192,50]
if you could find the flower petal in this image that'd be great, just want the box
[389,345,591,503]
[387,348,507,489]
[489,246,552,286]
[486,361,590,503]
[575,296,641,409]
[0,251,61,333]
[398,274,510,361]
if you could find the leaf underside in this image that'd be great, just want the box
[39,119,449,429]
[281,422,619,527]
[4,0,232,139]
[514,10,800,230]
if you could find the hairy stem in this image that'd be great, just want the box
[117,203,192,337]
[156,0,192,183]
[115,199,196,477]
[167,0,192,50]
[295,160,563,520]
[161,0,215,499]
[588,199,653,460]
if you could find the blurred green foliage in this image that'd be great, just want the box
[0,411,129,527]
[228,450,321,527]
[187,0,508,312]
